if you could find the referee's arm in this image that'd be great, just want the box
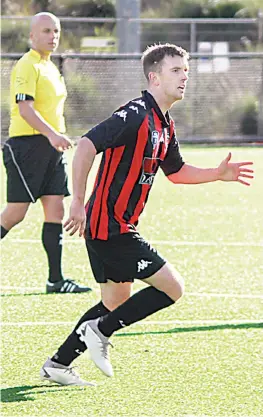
[18,100,72,151]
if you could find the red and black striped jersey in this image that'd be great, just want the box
[83,90,184,240]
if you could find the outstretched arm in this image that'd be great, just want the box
[168,152,254,186]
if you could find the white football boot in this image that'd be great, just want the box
[76,318,113,377]
[40,358,95,386]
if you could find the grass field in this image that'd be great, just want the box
[1,146,262,417]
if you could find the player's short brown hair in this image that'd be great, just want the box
[142,43,189,81]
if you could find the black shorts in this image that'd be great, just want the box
[2,135,70,203]
[85,232,166,283]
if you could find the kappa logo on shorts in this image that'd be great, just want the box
[137,259,153,272]
[59,233,63,246]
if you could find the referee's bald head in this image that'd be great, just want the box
[30,12,60,31]
[30,12,61,55]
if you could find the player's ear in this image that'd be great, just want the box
[148,71,159,86]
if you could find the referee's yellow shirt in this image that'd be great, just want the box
[9,49,67,137]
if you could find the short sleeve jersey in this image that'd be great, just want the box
[84,90,185,240]
[9,49,67,137]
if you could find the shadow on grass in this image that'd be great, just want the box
[0,292,92,297]
[0,293,45,297]
[116,321,263,337]
[1,384,90,403]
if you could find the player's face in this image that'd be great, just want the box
[156,55,189,102]
[30,17,61,54]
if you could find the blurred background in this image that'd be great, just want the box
[1,0,263,143]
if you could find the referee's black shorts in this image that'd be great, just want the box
[2,135,70,203]
[85,232,166,283]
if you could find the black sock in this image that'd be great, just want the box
[42,222,63,283]
[98,286,175,338]
[52,301,110,366]
[0,225,9,239]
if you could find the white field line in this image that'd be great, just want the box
[186,292,263,299]
[6,238,263,247]
[1,287,263,299]
[0,319,262,327]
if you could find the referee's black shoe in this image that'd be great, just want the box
[46,279,92,294]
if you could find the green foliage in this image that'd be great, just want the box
[63,70,103,135]
[143,0,261,18]
[169,0,246,18]
[1,19,30,53]
[170,0,206,18]
[58,0,115,17]
[206,1,247,18]
[239,96,258,135]
[30,0,53,13]
[0,1,116,52]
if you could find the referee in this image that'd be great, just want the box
[0,13,91,294]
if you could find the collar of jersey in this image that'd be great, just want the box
[29,48,51,61]
[143,90,170,127]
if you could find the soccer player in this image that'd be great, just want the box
[41,43,254,385]
[0,13,91,294]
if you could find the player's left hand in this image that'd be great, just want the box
[217,152,254,186]
[64,199,86,237]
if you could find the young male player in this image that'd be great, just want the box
[41,43,253,385]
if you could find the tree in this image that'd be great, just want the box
[30,0,53,13]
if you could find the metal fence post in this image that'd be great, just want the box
[258,58,263,138]
[58,55,63,75]
[258,9,263,45]
[116,0,141,53]
[190,21,196,53]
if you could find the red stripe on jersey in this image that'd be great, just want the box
[129,111,161,225]
[89,149,112,239]
[97,146,125,240]
[160,118,175,159]
[129,185,149,226]
[114,116,149,232]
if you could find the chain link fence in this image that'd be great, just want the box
[1,53,263,143]
[1,16,263,54]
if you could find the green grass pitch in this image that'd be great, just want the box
[1,146,262,417]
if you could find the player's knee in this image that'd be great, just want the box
[53,202,64,221]
[56,206,64,221]
[10,211,27,226]
[168,272,185,302]
[45,206,64,223]
[175,277,184,300]
[104,293,131,311]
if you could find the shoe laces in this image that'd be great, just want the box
[99,340,113,360]
[64,366,80,378]
[64,279,76,285]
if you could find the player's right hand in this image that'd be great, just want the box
[64,199,86,237]
[48,132,73,152]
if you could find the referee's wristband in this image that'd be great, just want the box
[16,94,34,103]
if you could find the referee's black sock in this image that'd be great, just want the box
[98,286,175,338]
[52,301,110,366]
[42,222,63,283]
[0,225,9,239]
